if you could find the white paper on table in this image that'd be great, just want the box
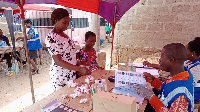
[112,87,144,104]
[136,68,159,76]
[131,63,147,68]
[41,99,62,112]
[115,70,146,88]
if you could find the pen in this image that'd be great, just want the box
[143,58,146,68]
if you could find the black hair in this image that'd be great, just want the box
[188,37,200,56]
[163,43,187,64]
[25,19,32,25]
[51,8,69,25]
[85,31,96,40]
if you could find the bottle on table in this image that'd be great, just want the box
[98,80,102,91]
[101,79,108,92]
[128,59,133,71]
[91,80,99,106]
[94,80,99,93]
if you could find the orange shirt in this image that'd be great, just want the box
[149,71,189,112]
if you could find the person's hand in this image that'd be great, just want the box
[78,67,91,76]
[143,61,152,67]
[133,85,155,100]
[143,72,155,83]
[76,60,81,66]
[98,66,104,70]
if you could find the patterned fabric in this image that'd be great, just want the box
[185,59,200,83]
[149,71,192,112]
[76,48,97,71]
[27,26,42,50]
[185,59,200,103]
[0,40,7,47]
[45,31,77,91]
[159,95,189,112]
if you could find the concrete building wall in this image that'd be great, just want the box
[113,0,200,64]
[0,17,9,36]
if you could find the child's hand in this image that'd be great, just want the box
[78,67,91,75]
[98,66,104,70]
[76,60,82,66]
[143,72,155,83]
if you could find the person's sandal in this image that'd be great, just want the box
[32,69,39,74]
[6,71,15,76]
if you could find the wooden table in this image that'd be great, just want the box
[23,69,147,112]
[0,46,20,54]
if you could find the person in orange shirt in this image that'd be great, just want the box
[134,43,194,112]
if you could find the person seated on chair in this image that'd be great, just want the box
[0,29,25,65]
[0,38,13,75]
[134,43,194,112]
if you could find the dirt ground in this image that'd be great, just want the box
[0,40,115,112]
[0,40,161,112]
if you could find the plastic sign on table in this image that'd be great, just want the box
[114,70,146,87]
[112,70,146,103]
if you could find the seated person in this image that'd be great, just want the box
[0,38,13,75]
[0,29,25,64]
[134,43,194,111]
[76,31,104,73]
[143,37,200,103]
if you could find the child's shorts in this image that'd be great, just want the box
[29,50,38,59]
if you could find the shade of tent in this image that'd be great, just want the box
[1,0,141,104]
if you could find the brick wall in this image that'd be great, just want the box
[113,0,200,64]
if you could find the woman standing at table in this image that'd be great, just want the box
[45,8,91,91]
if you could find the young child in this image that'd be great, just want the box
[76,31,104,72]
[134,43,194,112]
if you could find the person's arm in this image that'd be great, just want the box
[76,51,80,60]
[27,34,33,40]
[27,30,34,40]
[5,36,10,46]
[149,95,189,112]
[16,37,24,41]
[52,54,91,75]
[0,48,9,61]
[133,84,189,112]
[143,61,161,69]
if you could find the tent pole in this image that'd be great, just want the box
[17,0,35,104]
[21,19,35,104]
[110,3,117,69]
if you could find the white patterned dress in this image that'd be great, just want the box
[45,31,77,91]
